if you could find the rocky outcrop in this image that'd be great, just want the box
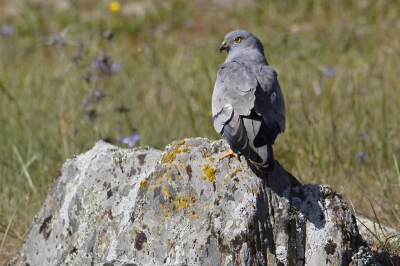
[9,138,369,265]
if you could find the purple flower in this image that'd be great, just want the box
[368,240,374,246]
[91,54,121,75]
[110,62,122,73]
[120,134,141,148]
[358,132,367,141]
[1,25,14,37]
[357,152,366,163]
[91,58,109,72]
[322,66,337,78]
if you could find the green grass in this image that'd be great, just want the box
[1,0,399,263]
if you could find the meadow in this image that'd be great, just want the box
[1,0,399,263]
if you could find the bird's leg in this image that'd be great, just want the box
[220,148,238,160]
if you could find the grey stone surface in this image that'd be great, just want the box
[350,247,380,266]
[9,138,369,265]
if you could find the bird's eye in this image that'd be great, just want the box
[234,37,242,43]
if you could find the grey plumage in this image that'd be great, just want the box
[212,29,285,171]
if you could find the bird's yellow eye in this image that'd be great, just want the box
[234,37,242,43]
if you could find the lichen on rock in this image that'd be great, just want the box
[9,138,372,266]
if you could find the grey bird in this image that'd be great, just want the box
[212,29,285,171]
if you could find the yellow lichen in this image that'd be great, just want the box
[160,204,164,210]
[163,186,172,201]
[209,157,216,162]
[191,195,198,202]
[202,164,216,182]
[161,146,183,164]
[234,168,242,174]
[166,240,171,245]
[252,188,259,196]
[140,180,147,190]
[182,147,189,152]
[202,152,210,158]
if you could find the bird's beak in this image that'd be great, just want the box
[220,40,228,53]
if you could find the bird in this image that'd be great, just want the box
[212,29,285,172]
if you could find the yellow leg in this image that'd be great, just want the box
[220,148,238,160]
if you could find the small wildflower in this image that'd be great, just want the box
[358,132,367,142]
[109,1,121,13]
[91,54,121,76]
[368,240,374,246]
[322,66,337,78]
[137,47,142,53]
[1,25,14,37]
[110,62,122,73]
[357,152,366,163]
[91,56,109,72]
[120,134,141,148]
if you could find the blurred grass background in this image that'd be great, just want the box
[1,0,399,263]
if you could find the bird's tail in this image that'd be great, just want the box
[223,115,275,171]
[249,144,275,172]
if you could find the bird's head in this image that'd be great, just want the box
[219,29,264,57]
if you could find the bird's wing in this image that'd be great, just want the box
[254,65,286,131]
[212,62,257,134]
[251,65,286,147]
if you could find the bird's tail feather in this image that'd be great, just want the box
[223,115,274,170]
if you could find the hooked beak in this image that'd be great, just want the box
[219,40,228,53]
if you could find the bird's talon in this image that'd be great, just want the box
[220,148,238,160]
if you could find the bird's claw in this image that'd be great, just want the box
[220,148,238,160]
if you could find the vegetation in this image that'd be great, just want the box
[0,0,399,263]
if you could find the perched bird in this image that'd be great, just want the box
[212,30,285,171]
